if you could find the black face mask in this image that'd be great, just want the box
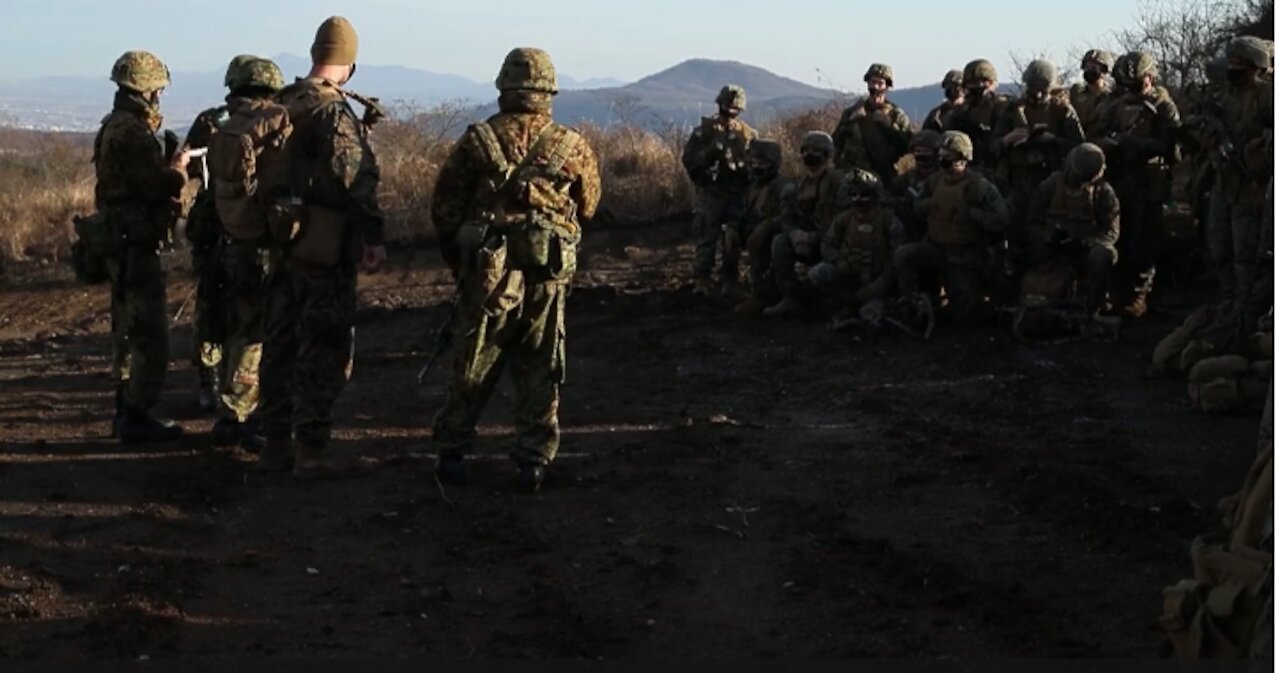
[966,86,986,101]
[1227,68,1250,86]
[945,88,962,102]
[1083,70,1103,84]
[720,107,740,119]
[802,153,825,168]
[751,165,777,180]
[851,196,875,211]
[913,153,937,168]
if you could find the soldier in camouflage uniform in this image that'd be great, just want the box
[93,51,191,444]
[682,85,757,296]
[1207,36,1273,327]
[257,16,387,478]
[832,63,913,185]
[184,56,257,415]
[994,59,1085,276]
[895,131,1010,323]
[923,70,965,133]
[431,48,601,493]
[809,169,905,317]
[762,131,844,318]
[193,56,286,452]
[1070,49,1115,138]
[891,129,943,241]
[1026,142,1121,314]
[946,59,1010,175]
[1090,51,1181,318]
[729,139,787,313]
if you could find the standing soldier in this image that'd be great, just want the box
[1071,49,1115,137]
[94,51,191,443]
[947,59,1010,175]
[994,59,1085,275]
[183,55,252,415]
[832,63,913,185]
[762,131,844,318]
[202,56,287,452]
[1208,36,1273,326]
[923,70,965,133]
[682,85,756,296]
[1025,142,1121,316]
[728,139,787,314]
[256,16,387,477]
[895,131,1010,324]
[430,48,601,493]
[1091,51,1180,318]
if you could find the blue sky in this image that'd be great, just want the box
[3,0,1147,88]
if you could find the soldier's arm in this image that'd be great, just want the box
[569,134,602,221]
[1123,99,1181,160]
[1056,106,1085,157]
[1026,175,1053,237]
[1089,182,1121,249]
[890,108,913,154]
[991,105,1018,158]
[681,127,709,183]
[182,110,219,150]
[112,118,185,203]
[832,109,852,157]
[431,129,482,274]
[318,102,385,245]
[820,213,844,264]
[969,179,1009,234]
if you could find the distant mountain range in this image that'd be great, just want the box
[0,55,967,133]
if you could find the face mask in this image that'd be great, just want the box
[852,196,875,211]
[913,153,937,168]
[945,87,962,102]
[966,86,986,100]
[751,165,776,180]
[720,107,740,119]
[1227,68,1249,85]
[1083,70,1103,84]
[802,153,825,168]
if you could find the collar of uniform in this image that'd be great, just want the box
[113,90,162,129]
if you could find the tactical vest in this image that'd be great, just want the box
[856,102,902,171]
[699,115,752,190]
[1223,82,1270,148]
[1046,174,1098,240]
[951,94,1007,166]
[792,169,839,231]
[743,176,780,229]
[1008,100,1062,172]
[1070,84,1108,130]
[926,173,982,247]
[840,208,894,283]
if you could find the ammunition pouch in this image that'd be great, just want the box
[475,239,525,317]
[504,214,580,283]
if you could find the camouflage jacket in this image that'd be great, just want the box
[1089,86,1181,172]
[1027,171,1121,249]
[181,104,231,246]
[992,93,1085,187]
[1069,82,1113,138]
[780,166,844,235]
[92,91,185,211]
[1217,79,1274,199]
[923,100,960,133]
[432,107,601,274]
[821,206,904,300]
[832,98,913,181]
[682,114,757,194]
[276,77,384,246]
[739,173,786,234]
[945,91,1011,169]
[890,166,939,239]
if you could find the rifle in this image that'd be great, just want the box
[417,298,457,387]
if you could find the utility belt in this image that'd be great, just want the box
[461,211,580,317]
[272,202,351,267]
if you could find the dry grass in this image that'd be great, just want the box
[0,102,856,265]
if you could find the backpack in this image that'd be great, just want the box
[207,98,293,241]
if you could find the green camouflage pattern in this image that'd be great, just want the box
[111,50,170,93]
[1082,49,1115,72]
[832,99,913,183]
[963,59,998,85]
[227,57,285,92]
[1228,36,1272,70]
[716,84,747,109]
[105,218,171,411]
[496,47,558,93]
[940,130,973,161]
[864,63,894,85]
[1023,59,1059,90]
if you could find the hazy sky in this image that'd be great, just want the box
[2,0,1147,88]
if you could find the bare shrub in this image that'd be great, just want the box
[0,132,93,262]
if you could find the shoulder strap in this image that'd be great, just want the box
[472,122,510,176]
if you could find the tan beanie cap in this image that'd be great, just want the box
[310,16,359,66]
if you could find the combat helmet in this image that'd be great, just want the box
[1066,143,1106,184]
[941,69,964,88]
[110,50,171,93]
[864,63,894,87]
[909,129,943,152]
[716,84,747,110]
[940,130,973,161]
[962,59,998,86]
[801,130,835,157]
[749,139,783,167]
[496,47,558,94]
[1023,59,1059,91]
[1114,51,1157,86]
[1081,49,1115,73]
[1227,35,1272,70]
[226,57,285,92]
[843,167,882,201]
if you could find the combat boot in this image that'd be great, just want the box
[516,462,546,494]
[118,408,184,445]
[1121,294,1148,318]
[434,454,467,486]
[211,416,266,453]
[762,296,804,318]
[292,442,363,481]
[255,435,294,472]
[692,277,716,297]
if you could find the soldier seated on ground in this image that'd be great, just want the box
[730,139,787,314]
[761,131,844,318]
[894,131,1010,326]
[890,129,943,242]
[1025,142,1121,317]
[808,169,905,321]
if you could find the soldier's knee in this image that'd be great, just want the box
[1089,245,1118,270]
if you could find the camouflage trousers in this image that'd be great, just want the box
[433,272,568,467]
[1206,182,1266,307]
[1112,170,1169,306]
[744,219,780,302]
[693,190,743,279]
[259,256,357,448]
[895,240,988,322]
[191,242,225,388]
[107,245,170,411]
[770,232,822,299]
[1032,240,1119,313]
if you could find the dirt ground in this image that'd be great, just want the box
[0,220,1263,659]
